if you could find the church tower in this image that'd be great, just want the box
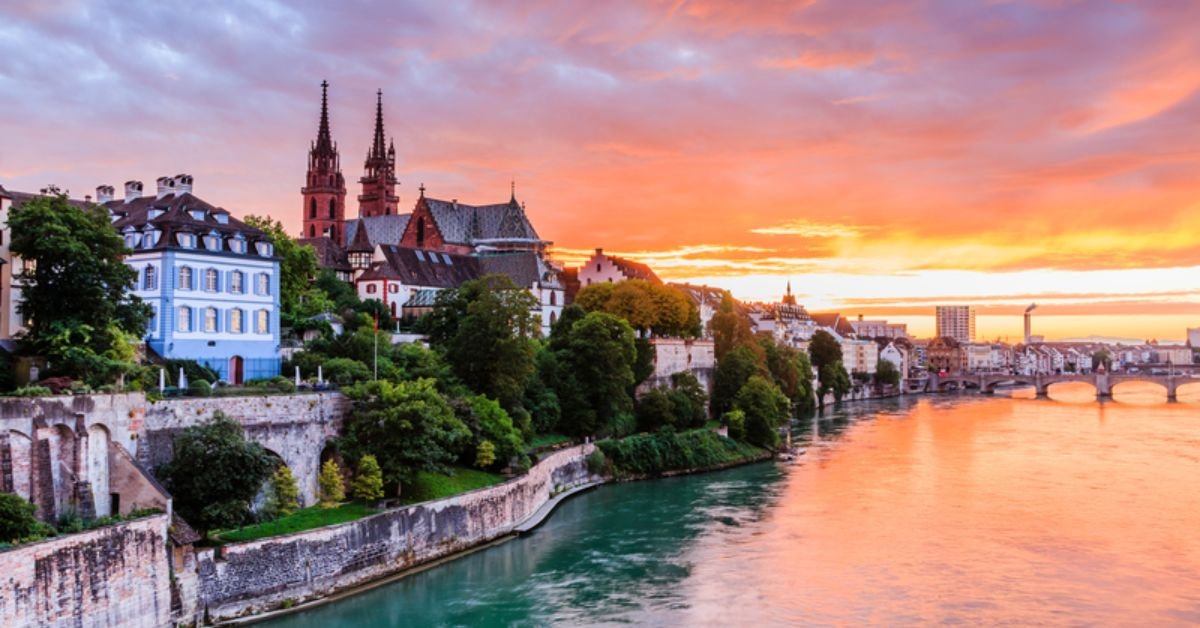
[301,80,348,242]
[358,90,399,218]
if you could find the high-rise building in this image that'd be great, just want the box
[935,305,975,343]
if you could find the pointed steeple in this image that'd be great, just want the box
[302,80,347,241]
[314,80,334,155]
[359,89,399,218]
[510,179,516,203]
[369,89,387,161]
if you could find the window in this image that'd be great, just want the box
[144,230,159,248]
[229,237,246,254]
[256,272,270,295]
[309,198,317,219]
[230,308,243,334]
[205,269,219,292]
[230,271,244,294]
[204,307,218,332]
[366,284,377,294]
[256,242,273,257]
[309,225,316,237]
[179,266,193,290]
[147,307,157,335]
[178,306,192,332]
[596,264,601,272]
[143,265,157,290]
[416,219,425,245]
[256,310,269,334]
[328,198,336,219]
[388,284,398,294]
[550,291,556,306]
[204,234,221,251]
[178,233,196,248]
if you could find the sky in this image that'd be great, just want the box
[1,0,1198,341]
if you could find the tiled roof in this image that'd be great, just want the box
[358,245,481,288]
[810,313,856,337]
[403,289,439,308]
[479,252,560,289]
[169,513,202,546]
[608,255,662,283]
[297,236,351,271]
[344,214,410,248]
[668,283,725,307]
[423,196,543,245]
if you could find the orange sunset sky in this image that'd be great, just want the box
[1,1,1198,341]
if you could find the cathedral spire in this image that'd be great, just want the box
[359,88,399,218]
[369,89,387,161]
[314,80,334,155]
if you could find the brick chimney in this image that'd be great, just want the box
[155,176,175,199]
[124,180,143,203]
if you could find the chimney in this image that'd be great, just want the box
[156,176,175,199]
[124,180,143,203]
[595,247,603,255]
[174,174,193,195]
[95,185,115,204]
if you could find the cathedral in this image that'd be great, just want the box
[298,82,563,333]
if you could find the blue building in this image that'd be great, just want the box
[101,176,281,383]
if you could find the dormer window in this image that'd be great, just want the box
[190,209,206,221]
[255,241,274,257]
[178,233,196,249]
[214,213,229,225]
[143,229,160,248]
[124,233,141,249]
[204,232,221,251]
[229,236,247,254]
[147,209,164,220]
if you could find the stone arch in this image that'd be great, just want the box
[982,377,1036,394]
[1176,381,1200,403]
[252,448,287,515]
[47,424,77,518]
[87,423,112,517]
[1044,381,1096,401]
[1111,379,1169,401]
[6,429,33,500]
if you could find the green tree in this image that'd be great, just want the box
[0,493,39,542]
[808,329,843,372]
[759,337,815,411]
[422,275,539,410]
[733,375,791,449]
[318,459,345,507]
[1092,350,1113,372]
[8,189,151,385]
[724,409,747,442]
[454,395,525,469]
[709,292,755,361]
[550,312,638,437]
[351,455,384,503]
[339,379,471,495]
[474,441,497,469]
[244,215,325,326]
[817,361,852,408]
[874,360,901,387]
[266,465,300,518]
[156,412,275,533]
[711,345,766,418]
[669,371,709,428]
[636,387,678,432]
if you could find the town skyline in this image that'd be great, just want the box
[3,2,1199,341]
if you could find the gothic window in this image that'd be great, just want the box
[230,271,244,294]
[328,198,336,219]
[416,219,425,245]
[309,198,317,219]
[230,308,243,334]
[205,268,219,292]
[550,291,556,306]
[550,311,557,326]
[257,272,270,295]
[143,265,157,290]
[177,306,192,332]
[256,310,269,334]
[309,225,316,237]
[179,266,193,290]
[204,307,218,333]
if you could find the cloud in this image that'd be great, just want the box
[750,220,875,238]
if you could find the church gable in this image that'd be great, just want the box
[400,197,460,252]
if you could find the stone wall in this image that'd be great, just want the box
[194,444,597,622]
[0,513,172,628]
[638,338,716,395]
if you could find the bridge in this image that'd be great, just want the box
[913,372,1200,401]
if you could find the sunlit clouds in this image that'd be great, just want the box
[2,1,1199,340]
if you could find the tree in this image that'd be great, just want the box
[0,493,38,542]
[725,409,747,442]
[709,292,755,361]
[454,395,525,469]
[156,412,275,533]
[244,215,324,326]
[1092,350,1113,372]
[266,465,300,518]
[550,311,638,437]
[759,337,815,411]
[422,275,539,411]
[636,387,677,432]
[874,360,901,387]
[339,379,471,495]
[669,371,709,428]
[733,375,791,449]
[711,345,766,418]
[575,280,697,338]
[817,361,852,408]
[351,455,384,503]
[8,189,151,384]
[808,330,843,372]
[474,441,496,469]
[318,459,345,507]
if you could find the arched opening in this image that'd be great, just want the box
[1111,380,1168,405]
[549,310,557,327]
[309,198,317,219]
[47,424,77,519]
[1045,381,1095,403]
[309,225,316,238]
[7,430,32,500]
[229,355,244,386]
[328,198,336,219]
[87,424,112,517]
[416,219,425,246]
[1177,382,1200,404]
[252,449,287,516]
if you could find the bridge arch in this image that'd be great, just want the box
[1176,381,1200,403]
[1043,381,1097,402]
[981,376,1037,394]
[1110,379,1170,402]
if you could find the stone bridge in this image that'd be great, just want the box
[921,372,1199,401]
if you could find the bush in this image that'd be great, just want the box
[188,379,213,397]
[10,385,52,397]
[636,387,677,432]
[596,429,766,477]
[266,465,300,519]
[733,375,791,449]
[39,376,74,394]
[586,449,607,475]
[246,376,297,394]
[474,440,496,469]
[322,358,372,386]
[725,409,746,442]
[319,459,345,507]
[351,455,384,502]
[0,493,39,542]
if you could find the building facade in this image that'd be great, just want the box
[576,248,662,288]
[935,305,976,343]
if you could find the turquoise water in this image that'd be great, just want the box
[268,393,1200,626]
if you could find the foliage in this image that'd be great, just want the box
[266,465,301,518]
[709,292,755,361]
[244,215,326,327]
[528,433,573,450]
[586,448,607,475]
[669,371,710,428]
[524,346,562,434]
[808,330,843,371]
[1092,350,1113,372]
[321,357,373,386]
[733,375,791,449]
[596,429,767,477]
[725,409,747,442]
[759,337,815,411]
[421,275,539,411]
[874,360,901,387]
[0,493,39,542]
[351,455,385,503]
[546,311,638,438]
[216,502,375,543]
[454,395,525,470]
[635,387,677,432]
[474,440,497,469]
[8,190,151,385]
[339,379,471,495]
[711,344,766,418]
[156,412,275,533]
[246,375,297,394]
[161,360,221,387]
[575,280,698,338]
[400,467,506,505]
[817,361,853,407]
[318,459,345,507]
[9,385,52,397]
[188,379,213,397]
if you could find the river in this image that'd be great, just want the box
[268,384,1200,626]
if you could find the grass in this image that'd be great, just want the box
[527,433,573,451]
[216,502,376,543]
[401,467,506,505]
